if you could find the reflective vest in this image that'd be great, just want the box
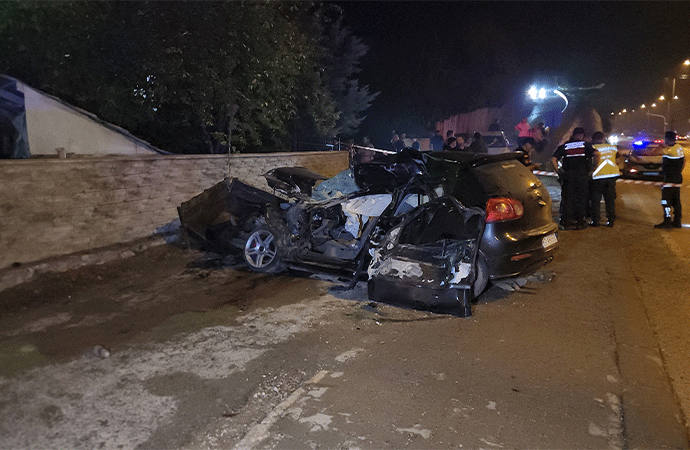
[663,143,685,159]
[662,143,685,184]
[592,143,621,179]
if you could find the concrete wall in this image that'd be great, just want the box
[0,151,348,269]
[16,80,163,156]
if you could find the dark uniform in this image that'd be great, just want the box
[655,135,685,228]
[552,131,596,229]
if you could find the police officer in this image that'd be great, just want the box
[590,131,621,227]
[653,130,685,228]
[551,127,597,230]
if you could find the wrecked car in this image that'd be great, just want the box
[178,164,484,316]
[354,149,559,295]
[179,148,559,314]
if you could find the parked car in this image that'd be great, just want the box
[179,163,485,316]
[354,150,558,295]
[481,131,511,154]
[621,139,663,179]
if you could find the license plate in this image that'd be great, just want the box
[542,233,558,249]
[643,172,660,176]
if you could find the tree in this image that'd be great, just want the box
[0,1,375,154]
[314,4,378,137]
[288,3,378,146]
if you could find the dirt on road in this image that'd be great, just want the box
[0,244,309,376]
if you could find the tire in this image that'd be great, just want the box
[243,226,284,273]
[473,254,489,298]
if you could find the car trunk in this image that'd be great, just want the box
[470,159,554,232]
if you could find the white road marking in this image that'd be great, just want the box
[480,437,504,448]
[395,424,431,439]
[233,370,328,450]
[335,348,364,363]
[299,412,333,431]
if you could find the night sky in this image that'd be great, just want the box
[337,1,690,142]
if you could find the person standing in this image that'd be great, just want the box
[653,131,685,228]
[515,137,538,170]
[530,122,543,144]
[358,136,375,163]
[469,132,488,153]
[390,133,405,152]
[515,118,531,146]
[430,129,444,152]
[589,131,621,227]
[488,118,501,132]
[455,134,467,151]
[551,127,597,230]
[443,136,458,151]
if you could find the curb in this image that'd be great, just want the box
[0,235,168,293]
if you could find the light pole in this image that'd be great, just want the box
[647,112,667,133]
[668,59,690,130]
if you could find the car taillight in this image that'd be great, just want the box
[485,197,524,222]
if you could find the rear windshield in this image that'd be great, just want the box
[470,160,534,197]
[630,146,661,157]
[398,198,482,245]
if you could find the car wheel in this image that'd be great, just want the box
[243,226,283,273]
[473,254,489,298]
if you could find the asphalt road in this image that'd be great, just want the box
[1,174,690,449]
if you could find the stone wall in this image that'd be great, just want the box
[0,151,348,269]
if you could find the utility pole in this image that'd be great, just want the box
[647,113,667,134]
[667,78,676,130]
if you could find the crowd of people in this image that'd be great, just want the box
[550,127,684,231]
[348,120,544,159]
[346,123,684,232]
[434,129,488,153]
[515,118,548,152]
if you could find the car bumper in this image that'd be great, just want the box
[368,278,473,317]
[622,164,663,179]
[482,225,559,280]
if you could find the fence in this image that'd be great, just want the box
[0,151,348,270]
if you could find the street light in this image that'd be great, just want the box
[526,85,568,112]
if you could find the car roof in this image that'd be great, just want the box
[425,150,519,167]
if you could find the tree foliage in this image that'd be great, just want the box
[0,1,375,153]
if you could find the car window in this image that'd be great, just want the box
[394,187,445,215]
[448,170,488,208]
[398,198,480,245]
